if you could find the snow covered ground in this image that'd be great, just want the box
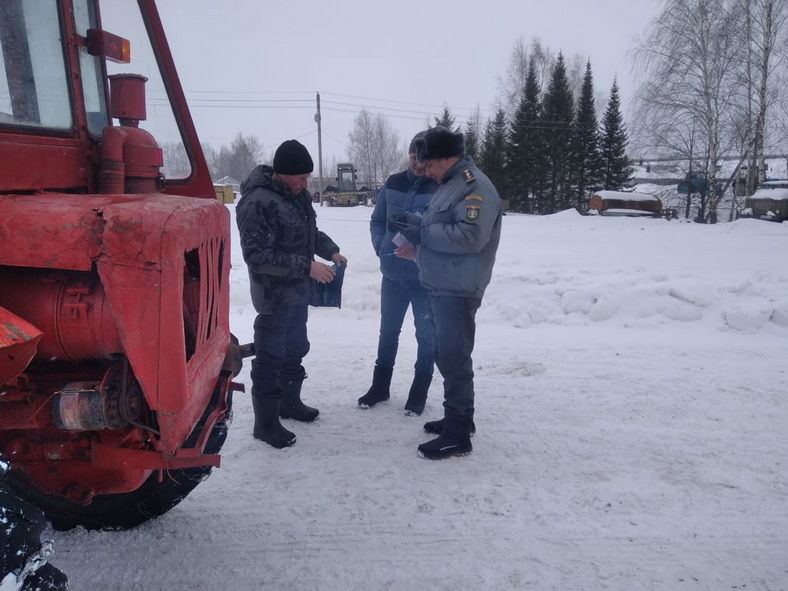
[51,205,788,590]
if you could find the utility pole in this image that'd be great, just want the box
[314,92,324,206]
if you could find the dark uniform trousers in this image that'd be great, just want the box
[251,304,310,398]
[430,294,481,421]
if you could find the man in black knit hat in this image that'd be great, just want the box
[236,139,347,448]
[389,126,502,459]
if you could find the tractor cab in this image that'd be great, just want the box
[0,0,239,532]
[328,162,361,206]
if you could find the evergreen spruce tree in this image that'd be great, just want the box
[479,108,508,196]
[571,61,604,210]
[464,118,480,162]
[434,105,460,132]
[506,58,543,213]
[540,53,575,213]
[600,80,633,190]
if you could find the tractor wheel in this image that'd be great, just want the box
[5,401,232,531]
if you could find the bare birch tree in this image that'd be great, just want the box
[738,0,787,195]
[635,0,742,221]
[348,109,401,188]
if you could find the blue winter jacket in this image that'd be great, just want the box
[370,168,438,282]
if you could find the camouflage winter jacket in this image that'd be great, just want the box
[237,165,339,314]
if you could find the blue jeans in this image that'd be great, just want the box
[375,276,434,375]
[251,304,310,398]
[430,295,481,418]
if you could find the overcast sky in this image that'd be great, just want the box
[112,1,662,171]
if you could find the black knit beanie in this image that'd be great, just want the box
[417,126,465,161]
[273,139,314,175]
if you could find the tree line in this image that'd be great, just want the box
[163,0,787,223]
[468,55,631,214]
[346,0,787,221]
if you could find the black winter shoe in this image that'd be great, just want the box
[423,417,476,436]
[279,378,319,422]
[358,366,393,408]
[252,396,296,448]
[404,372,432,416]
[418,414,473,459]
[417,432,472,459]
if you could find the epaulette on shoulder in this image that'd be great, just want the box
[462,169,476,184]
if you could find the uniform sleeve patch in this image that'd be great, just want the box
[464,194,484,202]
[465,203,481,222]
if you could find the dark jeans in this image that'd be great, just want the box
[376,276,434,375]
[430,295,481,419]
[251,304,310,398]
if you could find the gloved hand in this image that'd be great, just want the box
[387,212,422,245]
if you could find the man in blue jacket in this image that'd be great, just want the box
[390,126,502,459]
[359,132,438,415]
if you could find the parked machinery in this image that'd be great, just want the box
[0,0,245,530]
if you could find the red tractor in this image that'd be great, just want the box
[0,0,242,531]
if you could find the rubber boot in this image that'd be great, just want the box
[423,417,476,436]
[252,395,296,448]
[404,372,432,416]
[358,366,393,408]
[279,378,319,422]
[418,413,473,459]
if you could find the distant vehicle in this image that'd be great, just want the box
[587,190,665,217]
[324,163,375,206]
[740,181,788,222]
[326,163,361,206]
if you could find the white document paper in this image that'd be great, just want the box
[392,232,410,247]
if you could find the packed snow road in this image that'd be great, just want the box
[51,206,788,590]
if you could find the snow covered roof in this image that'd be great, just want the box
[593,190,659,202]
[750,187,788,201]
[601,208,657,217]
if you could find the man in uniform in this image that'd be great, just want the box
[389,126,502,460]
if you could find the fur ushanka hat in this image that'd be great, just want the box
[416,126,465,161]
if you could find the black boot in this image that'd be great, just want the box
[423,417,476,436]
[358,366,393,408]
[404,372,432,416]
[279,377,319,422]
[418,414,473,460]
[252,395,296,448]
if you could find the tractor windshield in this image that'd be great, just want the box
[0,0,72,130]
[338,169,355,192]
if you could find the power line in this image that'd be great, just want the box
[145,87,490,120]
[321,91,492,114]
[322,106,428,122]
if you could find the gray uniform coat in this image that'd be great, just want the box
[416,156,502,298]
